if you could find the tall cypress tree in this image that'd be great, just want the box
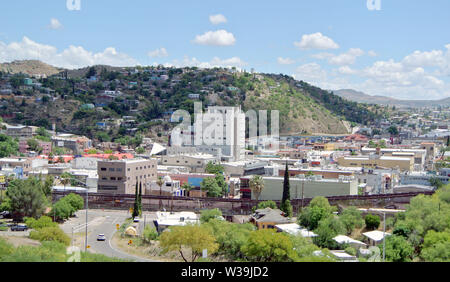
[132,182,139,218]
[138,182,143,216]
[282,162,290,203]
[281,162,292,216]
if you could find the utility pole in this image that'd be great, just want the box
[383,212,386,262]
[85,189,89,253]
[301,181,305,212]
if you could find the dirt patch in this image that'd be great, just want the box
[1,235,41,248]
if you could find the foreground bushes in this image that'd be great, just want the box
[30,227,71,246]
[0,237,129,262]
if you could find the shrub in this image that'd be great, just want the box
[64,193,85,211]
[25,216,58,230]
[29,226,71,246]
[345,246,357,256]
[339,207,364,234]
[365,214,381,230]
[200,209,223,223]
[142,225,159,243]
[256,201,277,210]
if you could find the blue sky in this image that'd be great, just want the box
[1,0,450,100]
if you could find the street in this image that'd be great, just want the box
[61,209,159,262]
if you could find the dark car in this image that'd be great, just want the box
[10,224,28,231]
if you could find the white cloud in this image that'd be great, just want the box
[49,18,62,30]
[169,56,246,69]
[402,49,445,68]
[337,66,357,75]
[293,63,327,84]
[0,36,140,69]
[313,48,365,66]
[277,57,295,65]
[294,32,339,50]
[193,30,236,46]
[368,50,377,57]
[148,47,169,58]
[328,48,364,66]
[209,14,227,25]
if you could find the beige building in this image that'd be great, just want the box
[159,154,216,173]
[337,156,414,172]
[241,175,358,200]
[97,159,157,194]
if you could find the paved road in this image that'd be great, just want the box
[61,209,159,262]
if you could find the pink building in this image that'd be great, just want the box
[19,139,52,155]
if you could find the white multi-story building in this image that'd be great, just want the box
[194,106,246,162]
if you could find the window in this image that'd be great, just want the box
[117,168,122,172]
[111,177,116,181]
[109,168,115,172]
[118,177,123,181]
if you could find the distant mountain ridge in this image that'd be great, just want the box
[0,60,62,76]
[334,89,450,108]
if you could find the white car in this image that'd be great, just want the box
[133,218,140,223]
[97,234,106,241]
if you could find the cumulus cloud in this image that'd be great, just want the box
[313,48,365,66]
[209,14,227,25]
[368,50,377,57]
[293,63,327,84]
[148,47,169,58]
[169,56,246,69]
[294,32,339,50]
[49,18,62,30]
[277,57,295,65]
[294,44,450,99]
[328,48,364,65]
[0,36,140,69]
[193,30,236,46]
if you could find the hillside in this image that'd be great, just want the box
[335,89,450,108]
[0,62,386,143]
[0,60,62,77]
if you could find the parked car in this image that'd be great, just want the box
[97,234,106,241]
[0,211,11,219]
[10,224,28,231]
[133,217,140,223]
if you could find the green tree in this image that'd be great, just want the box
[429,177,444,189]
[6,178,47,219]
[339,207,364,235]
[24,216,58,230]
[205,162,224,175]
[299,197,335,230]
[387,126,399,136]
[0,134,19,158]
[203,219,255,260]
[249,175,264,201]
[200,177,222,198]
[41,175,54,199]
[383,235,414,262]
[159,224,219,262]
[241,229,298,262]
[365,214,381,230]
[64,193,84,211]
[256,201,277,210]
[132,182,139,218]
[281,162,290,207]
[200,209,223,223]
[421,230,450,262]
[312,216,346,249]
[280,199,293,218]
[52,199,74,220]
